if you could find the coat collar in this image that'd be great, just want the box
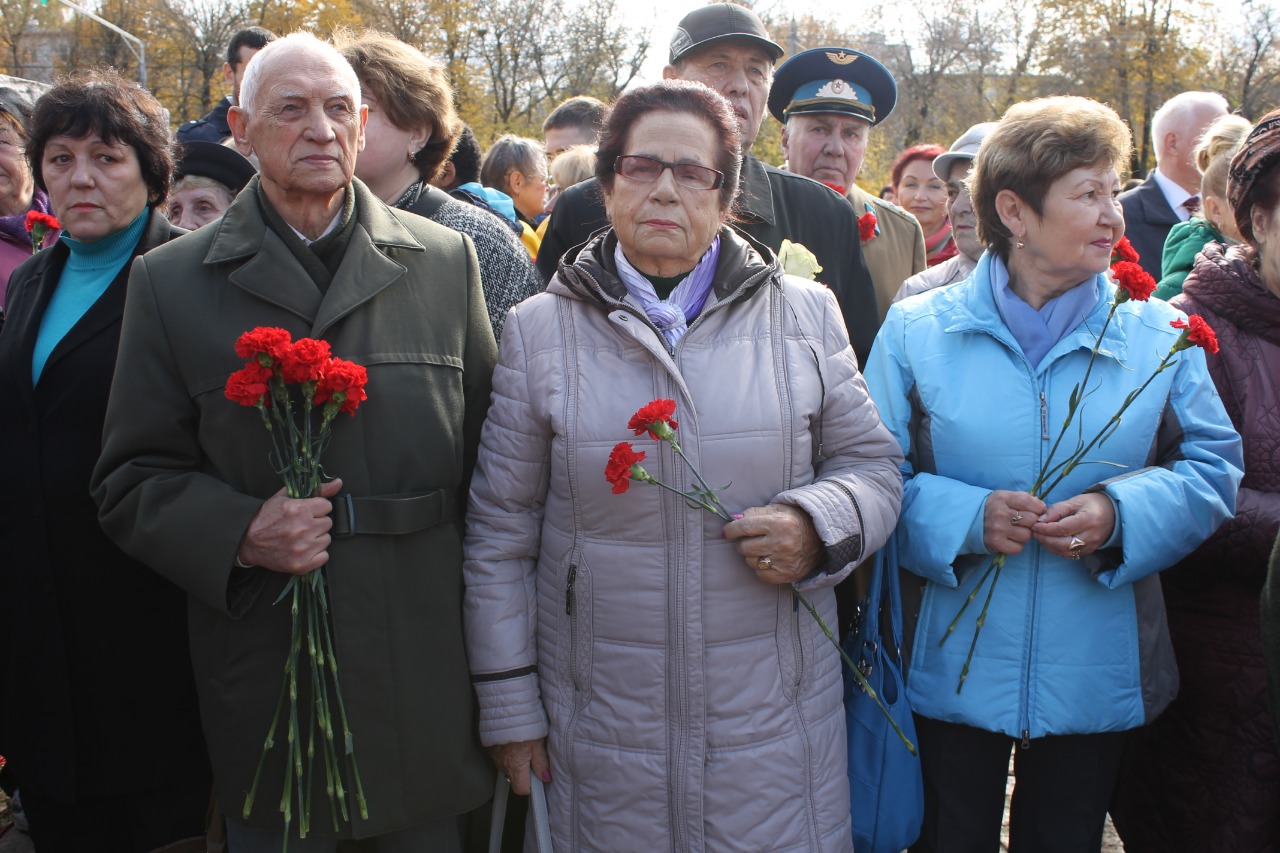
[737,154,776,227]
[204,176,424,337]
[551,223,779,313]
[13,208,178,410]
[941,251,1128,371]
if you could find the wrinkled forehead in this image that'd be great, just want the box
[255,45,360,104]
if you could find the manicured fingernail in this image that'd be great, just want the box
[732,513,744,520]
[540,770,552,783]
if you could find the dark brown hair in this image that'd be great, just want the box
[594,79,741,213]
[27,67,175,206]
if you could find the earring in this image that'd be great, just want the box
[407,151,415,164]
[1015,232,1026,249]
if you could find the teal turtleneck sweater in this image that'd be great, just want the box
[31,208,149,385]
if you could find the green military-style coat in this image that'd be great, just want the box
[848,183,927,325]
[91,177,497,837]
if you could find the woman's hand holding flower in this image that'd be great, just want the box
[489,738,551,797]
[983,490,1047,554]
[724,505,824,584]
[1031,492,1115,559]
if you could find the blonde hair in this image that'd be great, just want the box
[970,96,1132,259]
[550,144,595,190]
[1195,114,1251,200]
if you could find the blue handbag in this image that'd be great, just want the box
[844,534,924,853]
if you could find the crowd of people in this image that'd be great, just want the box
[0,3,1275,853]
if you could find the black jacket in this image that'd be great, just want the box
[176,96,232,143]
[0,210,210,803]
[536,154,880,366]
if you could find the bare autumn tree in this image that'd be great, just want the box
[1211,0,1280,121]
[471,0,649,137]
[1039,0,1209,174]
[151,0,253,124]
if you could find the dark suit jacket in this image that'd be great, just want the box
[0,210,211,804]
[536,154,881,366]
[1119,173,1182,280]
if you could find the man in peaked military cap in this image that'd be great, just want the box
[536,4,881,366]
[774,47,926,324]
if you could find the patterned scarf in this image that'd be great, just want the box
[613,236,721,350]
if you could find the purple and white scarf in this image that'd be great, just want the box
[614,235,721,350]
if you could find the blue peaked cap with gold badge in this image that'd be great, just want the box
[767,47,897,127]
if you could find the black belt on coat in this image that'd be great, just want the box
[330,490,458,539]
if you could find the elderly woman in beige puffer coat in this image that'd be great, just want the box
[462,80,903,852]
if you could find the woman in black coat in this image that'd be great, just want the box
[0,69,210,852]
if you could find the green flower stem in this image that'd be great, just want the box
[1038,353,1178,499]
[243,661,290,819]
[638,474,734,521]
[938,553,1004,648]
[315,574,367,820]
[671,445,730,516]
[794,589,917,756]
[1031,303,1118,496]
[956,558,1004,693]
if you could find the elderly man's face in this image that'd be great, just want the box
[232,47,365,205]
[780,113,869,190]
[946,160,982,261]
[665,39,773,152]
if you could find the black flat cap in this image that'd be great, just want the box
[669,3,784,66]
[176,141,257,193]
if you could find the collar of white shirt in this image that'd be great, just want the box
[1152,168,1194,222]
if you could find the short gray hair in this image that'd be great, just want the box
[480,134,544,195]
[1150,91,1228,162]
[237,31,361,117]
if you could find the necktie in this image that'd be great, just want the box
[1183,196,1201,215]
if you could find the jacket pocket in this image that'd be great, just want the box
[562,558,593,706]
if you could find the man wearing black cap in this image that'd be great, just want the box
[773,47,926,324]
[536,3,879,365]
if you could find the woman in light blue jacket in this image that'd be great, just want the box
[864,96,1243,853]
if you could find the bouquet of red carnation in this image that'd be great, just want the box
[940,255,1218,692]
[24,210,58,255]
[224,327,369,844]
[609,400,916,755]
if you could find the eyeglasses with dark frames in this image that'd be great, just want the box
[614,155,724,191]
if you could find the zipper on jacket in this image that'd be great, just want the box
[790,588,805,689]
[565,564,577,615]
[1040,392,1049,440]
[1021,730,1031,749]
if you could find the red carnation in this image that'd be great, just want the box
[605,441,648,494]
[858,211,878,243]
[224,362,274,407]
[628,399,679,441]
[279,337,332,384]
[24,210,59,232]
[822,181,846,195]
[1111,237,1139,265]
[235,327,293,363]
[24,209,59,254]
[1111,261,1156,303]
[314,357,369,415]
[1170,315,1219,355]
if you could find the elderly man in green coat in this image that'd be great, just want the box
[91,32,496,850]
